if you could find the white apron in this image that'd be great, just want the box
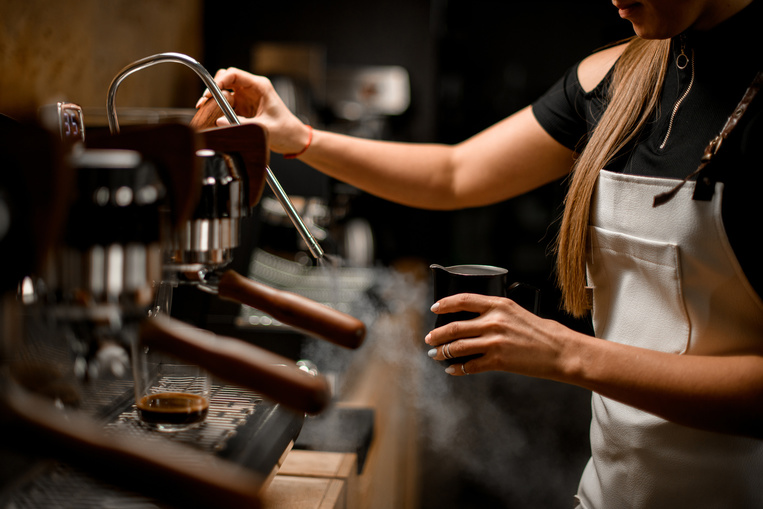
[576,170,763,508]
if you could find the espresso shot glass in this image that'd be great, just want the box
[132,342,210,432]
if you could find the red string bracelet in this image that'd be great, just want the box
[284,125,313,159]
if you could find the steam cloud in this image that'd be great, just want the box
[299,263,591,508]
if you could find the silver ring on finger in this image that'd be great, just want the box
[461,363,469,375]
[443,343,453,359]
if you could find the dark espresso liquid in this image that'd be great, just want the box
[137,392,209,426]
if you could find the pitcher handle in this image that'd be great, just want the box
[507,282,541,315]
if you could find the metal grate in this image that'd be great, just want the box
[3,464,160,509]
[247,248,377,297]
[105,380,264,454]
[238,248,379,328]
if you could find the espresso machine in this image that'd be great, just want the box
[0,53,367,507]
[103,53,365,351]
[0,118,332,508]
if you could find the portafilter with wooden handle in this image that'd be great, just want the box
[176,91,366,350]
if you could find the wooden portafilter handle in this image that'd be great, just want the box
[2,385,264,508]
[216,270,366,350]
[140,316,331,415]
[190,90,233,130]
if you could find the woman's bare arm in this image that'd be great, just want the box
[300,106,574,210]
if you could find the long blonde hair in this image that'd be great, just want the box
[556,37,671,317]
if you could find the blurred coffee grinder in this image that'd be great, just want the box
[6,103,156,399]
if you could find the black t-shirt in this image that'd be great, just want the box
[531,0,763,297]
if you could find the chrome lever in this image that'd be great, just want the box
[106,52,325,260]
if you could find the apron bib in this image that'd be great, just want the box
[577,170,763,508]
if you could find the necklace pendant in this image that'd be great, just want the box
[677,52,689,70]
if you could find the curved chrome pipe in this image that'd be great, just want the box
[106,52,324,259]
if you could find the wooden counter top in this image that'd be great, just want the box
[262,450,357,509]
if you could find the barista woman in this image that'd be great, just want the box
[198,0,763,506]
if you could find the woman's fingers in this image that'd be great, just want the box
[212,67,241,89]
[425,317,484,347]
[195,93,209,108]
[191,67,306,154]
[427,294,530,345]
[424,294,531,376]
[426,294,496,346]
[445,362,474,376]
[426,344,484,376]
[427,340,481,362]
[195,67,250,108]
[427,343,483,376]
[431,293,500,316]
[424,293,567,380]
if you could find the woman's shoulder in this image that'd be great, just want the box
[577,42,629,93]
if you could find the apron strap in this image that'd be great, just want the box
[653,70,763,207]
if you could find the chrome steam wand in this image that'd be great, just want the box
[106,52,325,259]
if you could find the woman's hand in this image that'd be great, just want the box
[426,295,763,437]
[195,67,311,155]
[425,293,576,379]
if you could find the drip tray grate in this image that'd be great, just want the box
[105,381,264,454]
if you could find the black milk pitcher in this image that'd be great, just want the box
[430,264,540,366]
